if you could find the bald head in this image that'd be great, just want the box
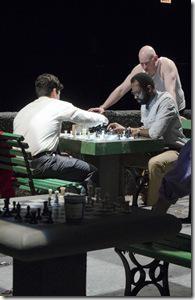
[138,45,158,75]
[139,45,157,61]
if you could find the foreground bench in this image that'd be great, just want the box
[0,131,82,195]
[0,195,182,296]
[115,232,191,296]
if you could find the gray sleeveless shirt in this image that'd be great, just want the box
[152,57,186,111]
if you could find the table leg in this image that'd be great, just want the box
[13,253,86,296]
[84,154,123,201]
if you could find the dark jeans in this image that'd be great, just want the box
[31,153,98,189]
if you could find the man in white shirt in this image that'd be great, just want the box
[14,73,108,190]
[89,45,186,115]
[107,73,187,206]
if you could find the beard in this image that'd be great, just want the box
[135,91,150,105]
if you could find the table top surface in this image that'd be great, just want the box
[60,134,165,155]
[0,194,181,261]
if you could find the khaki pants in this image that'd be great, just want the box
[121,150,179,206]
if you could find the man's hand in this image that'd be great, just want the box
[107,122,125,133]
[88,107,105,114]
[131,128,141,137]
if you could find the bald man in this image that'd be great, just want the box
[89,45,186,114]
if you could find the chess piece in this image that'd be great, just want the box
[30,211,38,224]
[36,208,42,221]
[25,205,31,219]
[48,189,53,207]
[3,198,10,210]
[2,202,12,218]
[46,210,53,224]
[53,190,60,207]
[11,201,17,214]
[15,202,22,222]
[42,201,49,216]
[60,186,66,196]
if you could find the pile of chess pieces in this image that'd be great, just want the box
[62,125,134,141]
[0,186,131,225]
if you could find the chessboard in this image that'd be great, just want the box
[0,188,131,226]
[61,128,134,142]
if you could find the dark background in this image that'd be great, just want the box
[0,0,191,112]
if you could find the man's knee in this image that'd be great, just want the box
[148,156,164,174]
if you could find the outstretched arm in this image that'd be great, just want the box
[89,65,142,113]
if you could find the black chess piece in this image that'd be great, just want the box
[53,191,60,207]
[48,196,52,207]
[15,202,22,222]
[125,128,131,138]
[2,204,12,218]
[11,201,17,214]
[29,211,38,224]
[25,205,31,219]
[3,198,10,210]
[36,208,42,221]
[42,201,49,216]
[46,210,53,224]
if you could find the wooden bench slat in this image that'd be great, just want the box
[0,131,82,195]
[128,242,191,268]
[0,156,26,166]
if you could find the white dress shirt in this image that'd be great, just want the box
[14,97,108,156]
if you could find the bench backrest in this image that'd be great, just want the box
[0,131,36,194]
[181,119,191,138]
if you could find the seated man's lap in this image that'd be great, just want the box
[31,154,97,183]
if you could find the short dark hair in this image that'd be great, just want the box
[131,73,155,89]
[35,73,64,97]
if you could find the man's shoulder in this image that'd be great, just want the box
[156,91,175,104]
[159,57,176,69]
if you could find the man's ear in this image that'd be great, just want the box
[147,85,153,93]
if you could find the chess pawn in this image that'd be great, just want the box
[82,128,87,136]
[3,198,10,210]
[48,189,53,199]
[25,205,31,219]
[15,202,22,222]
[54,190,60,207]
[11,201,17,214]
[37,208,42,221]
[60,186,66,196]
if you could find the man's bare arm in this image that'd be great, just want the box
[89,64,142,113]
[162,59,177,102]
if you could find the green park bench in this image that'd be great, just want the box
[115,232,191,296]
[181,118,191,138]
[0,131,83,195]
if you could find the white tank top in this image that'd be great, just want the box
[152,57,186,111]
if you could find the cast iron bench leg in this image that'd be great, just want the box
[115,249,170,296]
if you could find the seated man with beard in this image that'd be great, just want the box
[108,73,187,206]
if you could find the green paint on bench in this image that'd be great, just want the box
[181,119,191,138]
[115,232,191,296]
[0,131,83,195]
[127,233,191,268]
